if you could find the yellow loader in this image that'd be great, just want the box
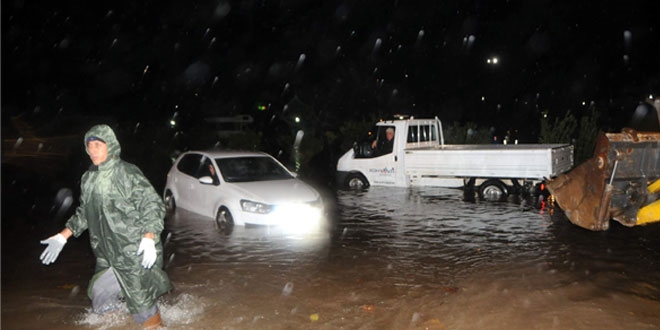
[546,128,660,230]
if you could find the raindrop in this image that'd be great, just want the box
[283,82,290,94]
[134,122,140,134]
[212,76,219,87]
[373,38,382,54]
[53,188,74,219]
[174,42,181,51]
[204,27,211,38]
[295,54,306,71]
[623,54,629,65]
[214,1,231,18]
[392,89,398,96]
[33,106,41,114]
[14,137,23,149]
[416,30,424,43]
[335,45,341,56]
[281,282,294,296]
[105,10,114,18]
[69,285,80,298]
[111,38,118,48]
[623,30,632,50]
[282,104,289,113]
[165,253,175,268]
[142,65,149,76]
[209,37,216,48]
[37,143,43,152]
[59,38,70,49]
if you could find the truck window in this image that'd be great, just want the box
[408,125,418,143]
[373,126,395,156]
[420,125,429,142]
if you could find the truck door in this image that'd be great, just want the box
[363,125,402,186]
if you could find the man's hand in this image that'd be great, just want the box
[137,237,157,269]
[40,234,67,265]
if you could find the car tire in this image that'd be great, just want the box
[345,173,369,190]
[216,207,235,234]
[164,191,176,214]
[479,179,508,202]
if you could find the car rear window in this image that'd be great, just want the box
[215,156,293,182]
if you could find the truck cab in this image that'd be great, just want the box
[336,117,444,188]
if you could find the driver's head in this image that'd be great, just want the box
[386,127,394,140]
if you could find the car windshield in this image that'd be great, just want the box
[215,156,294,182]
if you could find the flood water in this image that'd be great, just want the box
[2,186,659,329]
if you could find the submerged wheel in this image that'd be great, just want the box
[164,191,176,214]
[345,173,369,190]
[215,207,235,233]
[479,179,509,202]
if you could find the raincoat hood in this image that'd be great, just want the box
[84,124,121,160]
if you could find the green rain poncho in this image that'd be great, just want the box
[65,124,172,314]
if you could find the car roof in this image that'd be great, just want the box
[180,150,272,159]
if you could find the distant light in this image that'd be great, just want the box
[486,57,499,65]
[543,113,548,118]
[581,101,586,106]
[481,96,486,101]
[492,57,498,64]
[169,120,176,127]
[650,94,654,100]
[295,116,301,123]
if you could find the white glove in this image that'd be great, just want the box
[137,237,157,269]
[40,233,67,265]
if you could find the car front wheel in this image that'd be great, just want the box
[164,191,176,214]
[215,207,235,234]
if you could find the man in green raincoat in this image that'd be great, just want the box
[40,124,172,329]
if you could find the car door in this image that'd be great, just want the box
[174,153,203,211]
[187,155,221,219]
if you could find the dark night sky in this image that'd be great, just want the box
[2,0,659,139]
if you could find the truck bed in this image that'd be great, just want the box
[404,143,573,180]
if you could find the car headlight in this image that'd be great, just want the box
[240,199,274,214]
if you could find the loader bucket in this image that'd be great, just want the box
[546,129,660,231]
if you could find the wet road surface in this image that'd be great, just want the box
[2,186,659,329]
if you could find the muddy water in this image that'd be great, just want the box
[2,186,659,329]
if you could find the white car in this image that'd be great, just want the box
[163,150,325,231]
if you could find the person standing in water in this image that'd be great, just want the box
[40,124,171,329]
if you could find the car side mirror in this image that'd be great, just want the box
[199,176,214,184]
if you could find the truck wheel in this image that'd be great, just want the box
[479,179,508,202]
[345,173,369,190]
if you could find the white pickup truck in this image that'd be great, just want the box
[336,117,574,201]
